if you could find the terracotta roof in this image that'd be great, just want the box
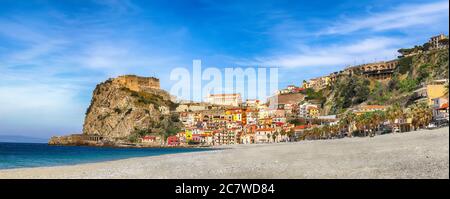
[256,128,275,132]
[294,125,310,130]
[439,103,449,109]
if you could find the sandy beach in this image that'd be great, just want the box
[1,127,448,179]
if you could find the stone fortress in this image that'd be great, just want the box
[343,60,398,80]
[113,75,160,92]
[304,59,399,90]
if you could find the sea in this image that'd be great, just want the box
[0,142,212,170]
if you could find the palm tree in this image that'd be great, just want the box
[287,129,294,141]
[409,102,433,130]
[280,130,287,142]
[312,127,321,140]
[386,103,404,133]
[355,114,365,136]
[272,131,279,143]
[444,82,449,97]
[330,125,338,138]
[302,129,310,140]
[323,125,331,139]
[339,112,356,137]
[370,110,386,136]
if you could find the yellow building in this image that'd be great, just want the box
[414,81,447,105]
[225,109,244,123]
[425,84,447,105]
[308,107,320,118]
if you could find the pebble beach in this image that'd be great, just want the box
[0,127,448,179]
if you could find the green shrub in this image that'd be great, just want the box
[397,56,413,74]
[399,78,418,93]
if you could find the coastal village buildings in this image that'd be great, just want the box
[299,103,320,118]
[344,60,398,80]
[302,60,397,91]
[432,98,449,122]
[303,76,331,90]
[412,79,448,105]
[140,135,160,144]
[301,35,449,92]
[155,35,449,147]
[255,128,275,143]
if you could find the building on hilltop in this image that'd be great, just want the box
[302,75,332,90]
[113,75,160,92]
[429,34,449,50]
[206,93,242,107]
[343,60,398,80]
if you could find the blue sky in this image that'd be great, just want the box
[0,0,448,138]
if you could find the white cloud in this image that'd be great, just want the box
[240,37,404,68]
[0,83,87,137]
[321,0,449,35]
[238,1,448,69]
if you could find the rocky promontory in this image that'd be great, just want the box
[49,75,183,146]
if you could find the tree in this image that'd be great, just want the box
[399,78,418,93]
[409,102,432,130]
[417,64,431,83]
[272,132,278,143]
[280,130,287,142]
[388,75,400,91]
[386,104,404,132]
[339,112,356,137]
[397,56,413,74]
[444,83,449,97]
[312,127,321,140]
[287,129,295,141]
[368,110,386,136]
[422,42,432,51]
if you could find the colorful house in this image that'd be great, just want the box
[255,128,275,143]
[307,106,320,118]
[167,136,179,146]
[140,135,159,143]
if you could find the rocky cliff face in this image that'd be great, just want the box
[81,75,181,142]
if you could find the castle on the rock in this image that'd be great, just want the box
[113,75,160,92]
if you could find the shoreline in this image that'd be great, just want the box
[1,127,448,179]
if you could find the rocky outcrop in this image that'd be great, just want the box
[49,75,182,146]
[84,75,181,138]
[48,134,84,146]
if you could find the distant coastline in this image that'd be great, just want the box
[0,135,47,143]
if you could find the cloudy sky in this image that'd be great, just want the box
[0,0,448,138]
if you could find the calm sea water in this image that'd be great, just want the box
[0,142,212,170]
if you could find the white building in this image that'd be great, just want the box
[206,93,242,106]
[298,103,319,118]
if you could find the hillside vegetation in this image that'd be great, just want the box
[316,49,449,115]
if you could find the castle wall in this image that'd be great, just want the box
[113,75,160,92]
